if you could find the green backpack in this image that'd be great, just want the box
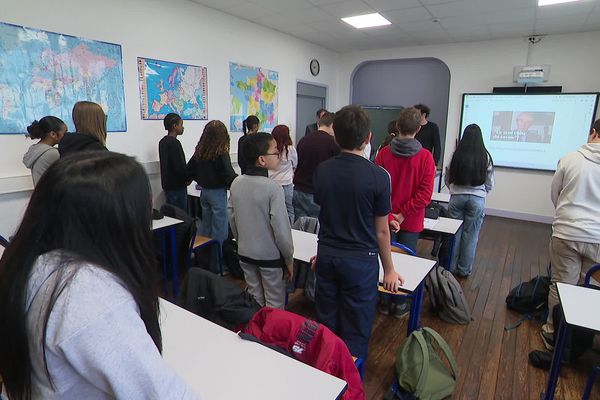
[395,327,459,400]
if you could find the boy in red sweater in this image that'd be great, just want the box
[375,107,435,316]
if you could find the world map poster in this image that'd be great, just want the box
[137,57,208,120]
[229,62,278,132]
[0,22,126,134]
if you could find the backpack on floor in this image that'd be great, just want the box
[426,266,472,324]
[505,275,551,314]
[393,327,459,400]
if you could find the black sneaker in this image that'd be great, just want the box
[379,302,391,315]
[541,331,555,351]
[528,350,553,370]
[393,302,410,319]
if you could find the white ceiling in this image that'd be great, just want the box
[189,0,600,52]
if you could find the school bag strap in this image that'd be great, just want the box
[412,330,431,396]
[422,327,459,379]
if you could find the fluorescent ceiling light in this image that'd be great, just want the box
[538,0,583,6]
[341,13,391,29]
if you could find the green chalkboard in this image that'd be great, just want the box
[364,106,403,159]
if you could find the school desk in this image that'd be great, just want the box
[542,283,600,399]
[160,299,347,399]
[153,216,184,297]
[290,229,436,334]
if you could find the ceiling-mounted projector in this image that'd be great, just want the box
[513,65,550,85]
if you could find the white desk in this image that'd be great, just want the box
[423,216,462,235]
[291,229,436,334]
[431,192,450,203]
[543,283,600,399]
[153,216,184,297]
[187,183,201,198]
[152,215,184,231]
[291,229,435,293]
[160,299,347,400]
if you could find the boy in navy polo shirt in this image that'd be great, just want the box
[312,105,403,358]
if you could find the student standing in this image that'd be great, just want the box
[188,120,237,270]
[58,101,108,157]
[228,134,294,309]
[445,124,494,278]
[293,112,339,219]
[237,115,260,175]
[0,152,197,399]
[375,107,436,252]
[159,113,188,211]
[313,105,402,358]
[304,108,328,136]
[413,103,442,166]
[23,116,67,186]
[269,124,298,223]
[540,119,600,350]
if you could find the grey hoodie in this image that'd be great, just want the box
[25,251,198,399]
[390,137,422,157]
[551,143,600,242]
[23,143,59,186]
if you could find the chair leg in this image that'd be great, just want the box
[582,365,600,400]
[354,357,365,380]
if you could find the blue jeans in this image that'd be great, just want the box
[293,190,320,220]
[165,189,187,212]
[448,194,486,275]
[315,250,379,358]
[282,184,294,224]
[199,188,228,244]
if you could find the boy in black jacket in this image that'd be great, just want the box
[159,113,188,211]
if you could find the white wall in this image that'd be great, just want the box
[0,0,339,236]
[336,30,600,222]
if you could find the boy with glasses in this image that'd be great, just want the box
[228,133,293,309]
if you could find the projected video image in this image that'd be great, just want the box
[490,111,556,144]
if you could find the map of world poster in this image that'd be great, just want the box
[229,62,278,132]
[137,57,208,120]
[0,22,126,134]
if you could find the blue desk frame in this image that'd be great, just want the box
[157,226,179,298]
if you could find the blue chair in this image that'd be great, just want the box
[582,264,600,400]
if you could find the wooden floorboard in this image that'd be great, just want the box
[285,215,600,399]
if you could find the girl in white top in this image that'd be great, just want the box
[0,151,198,400]
[22,116,67,186]
[269,125,298,223]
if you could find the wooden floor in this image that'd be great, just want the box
[286,216,600,400]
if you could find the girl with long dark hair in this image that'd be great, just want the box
[0,152,197,399]
[188,120,237,272]
[237,115,260,174]
[446,124,495,277]
[23,116,67,186]
[269,125,297,223]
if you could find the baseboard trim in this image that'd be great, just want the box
[486,208,552,224]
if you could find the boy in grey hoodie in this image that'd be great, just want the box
[540,118,600,349]
[228,133,294,309]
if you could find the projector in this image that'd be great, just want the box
[513,65,549,85]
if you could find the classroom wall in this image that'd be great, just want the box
[0,0,339,236]
[336,30,600,222]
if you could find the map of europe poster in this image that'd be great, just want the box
[229,62,278,132]
[137,57,208,120]
[0,22,127,134]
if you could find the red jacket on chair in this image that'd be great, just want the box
[242,307,365,400]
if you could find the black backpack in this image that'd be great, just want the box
[178,267,260,330]
[222,231,244,279]
[505,275,551,314]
